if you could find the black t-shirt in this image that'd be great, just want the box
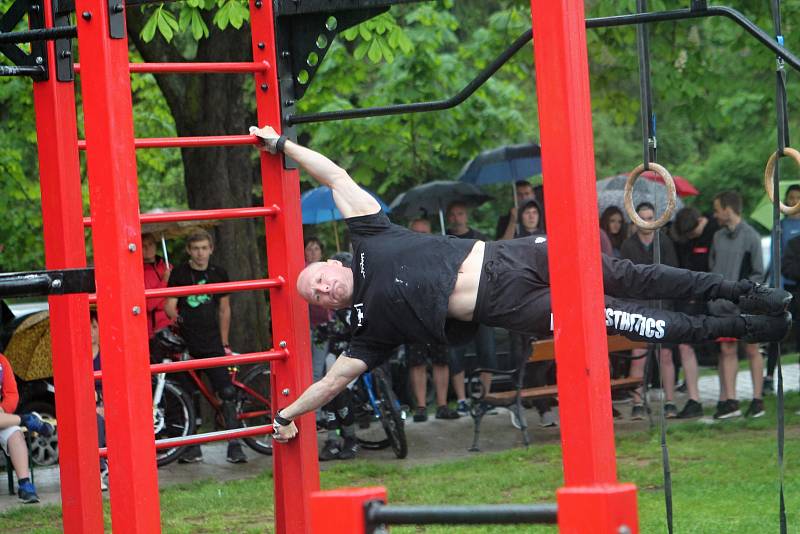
[168,263,229,355]
[674,216,718,273]
[346,211,478,369]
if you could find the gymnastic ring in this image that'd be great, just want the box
[764,147,800,216]
[623,162,677,230]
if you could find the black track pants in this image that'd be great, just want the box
[473,237,743,344]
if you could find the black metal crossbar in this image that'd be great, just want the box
[364,502,558,529]
[0,64,44,76]
[0,25,76,45]
[290,4,800,125]
[0,268,95,298]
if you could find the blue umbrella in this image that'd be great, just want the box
[456,143,542,186]
[301,186,390,251]
[301,186,390,224]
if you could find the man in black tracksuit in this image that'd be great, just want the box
[246,126,793,443]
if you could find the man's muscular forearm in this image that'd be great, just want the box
[279,378,340,420]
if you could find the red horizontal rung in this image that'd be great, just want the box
[146,278,284,298]
[93,349,287,380]
[99,425,273,456]
[78,135,260,150]
[88,277,284,303]
[74,61,270,74]
[82,206,280,227]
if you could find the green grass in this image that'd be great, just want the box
[4,395,800,533]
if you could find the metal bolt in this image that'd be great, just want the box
[132,306,141,315]
[618,526,632,534]
[281,388,290,396]
[35,56,43,65]
[254,0,261,7]
[260,83,268,91]
[51,279,62,289]
[82,11,91,19]
[281,51,290,58]
[257,42,265,49]
[128,243,137,252]
[279,341,287,348]
[112,2,123,12]
[60,50,71,59]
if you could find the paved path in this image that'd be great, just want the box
[2,364,797,513]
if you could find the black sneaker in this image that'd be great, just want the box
[677,399,703,419]
[319,439,341,461]
[337,437,358,460]
[17,479,39,504]
[630,404,646,420]
[435,405,460,420]
[612,407,622,419]
[745,398,766,418]
[226,441,248,464]
[738,282,792,316]
[413,407,428,422]
[741,313,791,343]
[763,376,775,396]
[178,444,203,463]
[663,403,678,419]
[713,399,741,420]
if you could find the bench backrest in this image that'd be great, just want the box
[529,335,646,362]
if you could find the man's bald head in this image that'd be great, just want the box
[296,259,354,309]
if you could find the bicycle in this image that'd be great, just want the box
[316,319,408,460]
[151,331,272,466]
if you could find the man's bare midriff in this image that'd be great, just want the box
[447,241,485,321]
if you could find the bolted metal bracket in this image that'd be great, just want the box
[52,0,74,81]
[107,0,125,38]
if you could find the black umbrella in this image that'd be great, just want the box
[389,180,492,235]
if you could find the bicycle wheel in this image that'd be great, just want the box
[154,379,196,467]
[372,368,408,459]
[236,365,273,455]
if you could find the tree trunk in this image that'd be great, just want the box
[126,15,271,352]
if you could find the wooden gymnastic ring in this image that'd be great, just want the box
[764,147,800,216]
[623,162,677,230]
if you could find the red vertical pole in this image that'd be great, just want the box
[528,1,638,532]
[74,0,162,531]
[249,2,320,533]
[32,1,104,532]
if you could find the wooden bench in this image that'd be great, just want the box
[468,335,646,452]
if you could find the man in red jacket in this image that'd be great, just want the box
[0,352,54,503]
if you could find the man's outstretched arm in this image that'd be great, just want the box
[272,354,367,442]
[250,125,380,219]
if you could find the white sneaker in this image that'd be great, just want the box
[100,468,109,491]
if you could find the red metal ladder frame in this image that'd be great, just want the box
[29,0,319,532]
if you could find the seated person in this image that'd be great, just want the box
[90,309,109,490]
[0,352,54,503]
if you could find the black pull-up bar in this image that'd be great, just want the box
[363,501,559,530]
[290,4,800,125]
[0,25,76,45]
